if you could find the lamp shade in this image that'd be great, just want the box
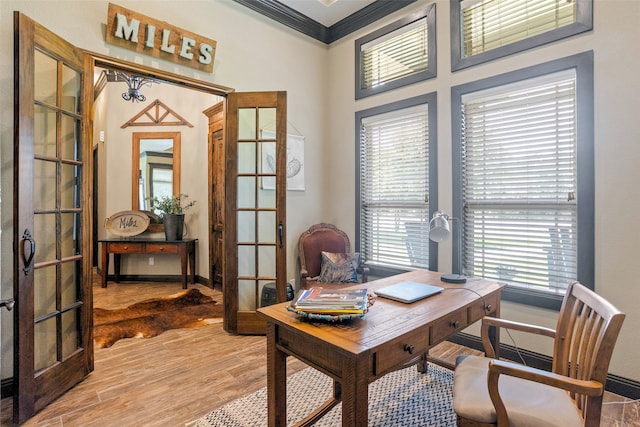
[428,210,467,283]
[429,212,450,242]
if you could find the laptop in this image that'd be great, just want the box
[374,281,444,304]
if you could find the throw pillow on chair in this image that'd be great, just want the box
[318,251,360,283]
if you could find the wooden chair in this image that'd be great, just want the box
[297,223,368,290]
[453,281,625,427]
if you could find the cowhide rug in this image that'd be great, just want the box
[94,288,223,348]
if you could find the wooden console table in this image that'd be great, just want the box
[257,269,504,427]
[99,238,197,289]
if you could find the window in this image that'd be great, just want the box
[355,5,436,99]
[451,0,593,71]
[356,93,438,275]
[451,52,594,308]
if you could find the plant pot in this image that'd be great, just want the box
[163,214,184,241]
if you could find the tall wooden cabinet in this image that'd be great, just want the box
[203,102,225,289]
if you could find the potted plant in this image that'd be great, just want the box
[147,194,196,240]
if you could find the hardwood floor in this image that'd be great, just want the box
[0,275,637,426]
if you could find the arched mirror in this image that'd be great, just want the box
[131,131,181,210]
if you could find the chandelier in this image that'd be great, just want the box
[103,70,158,102]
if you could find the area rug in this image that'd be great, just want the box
[195,363,455,426]
[94,288,223,348]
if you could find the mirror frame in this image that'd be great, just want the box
[131,131,181,210]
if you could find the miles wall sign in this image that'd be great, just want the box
[105,3,217,73]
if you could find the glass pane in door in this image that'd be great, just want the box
[34,105,57,157]
[60,212,79,258]
[34,318,57,372]
[34,50,57,104]
[34,159,56,210]
[61,261,78,307]
[60,114,80,161]
[238,142,256,174]
[236,106,279,311]
[33,266,56,319]
[61,63,81,114]
[32,52,84,372]
[238,108,256,140]
[33,213,56,263]
[61,309,79,359]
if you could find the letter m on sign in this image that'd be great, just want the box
[114,13,140,42]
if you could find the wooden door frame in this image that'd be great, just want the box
[88,53,234,290]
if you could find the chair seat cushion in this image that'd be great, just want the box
[453,355,583,427]
[318,252,359,283]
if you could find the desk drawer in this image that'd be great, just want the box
[430,308,468,345]
[146,243,179,254]
[468,292,500,322]
[277,327,344,377]
[108,243,144,253]
[375,328,429,375]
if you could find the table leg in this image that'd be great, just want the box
[114,254,121,283]
[267,323,287,427]
[179,246,188,289]
[101,243,108,288]
[189,243,196,285]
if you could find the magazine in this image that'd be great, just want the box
[292,287,368,314]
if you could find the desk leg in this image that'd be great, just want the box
[488,304,501,359]
[267,323,287,427]
[101,243,108,288]
[340,360,369,426]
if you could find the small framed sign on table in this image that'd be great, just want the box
[104,210,150,237]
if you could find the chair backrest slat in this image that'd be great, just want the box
[552,281,625,425]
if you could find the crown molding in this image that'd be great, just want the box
[232,0,418,44]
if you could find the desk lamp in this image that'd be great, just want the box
[429,210,467,283]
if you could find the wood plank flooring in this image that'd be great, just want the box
[0,275,636,426]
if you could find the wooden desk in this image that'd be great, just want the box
[257,270,504,427]
[99,238,197,289]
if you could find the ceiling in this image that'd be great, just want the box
[232,0,417,44]
[277,0,377,27]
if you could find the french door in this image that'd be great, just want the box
[13,12,93,424]
[224,92,287,334]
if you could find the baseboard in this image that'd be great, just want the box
[1,377,13,398]
[449,332,640,400]
[101,274,211,288]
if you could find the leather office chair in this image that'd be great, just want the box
[298,223,368,290]
[453,281,625,427]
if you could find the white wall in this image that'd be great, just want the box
[0,0,328,379]
[325,0,640,381]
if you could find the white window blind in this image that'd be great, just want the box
[461,0,577,58]
[361,18,428,90]
[461,71,577,293]
[360,105,430,269]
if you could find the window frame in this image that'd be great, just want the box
[355,4,437,100]
[356,93,439,278]
[451,51,594,310]
[451,0,593,72]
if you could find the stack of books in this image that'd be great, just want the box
[291,287,368,315]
